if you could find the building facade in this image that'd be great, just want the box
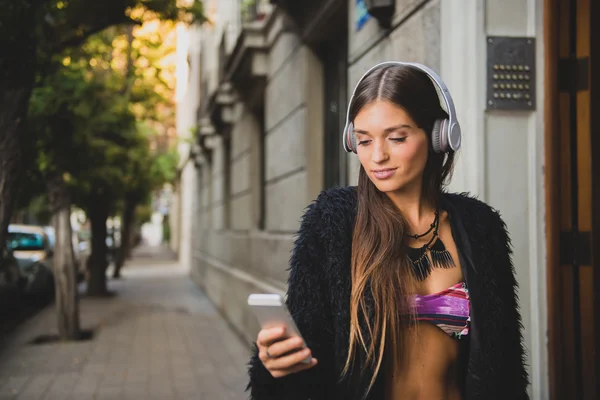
[175,0,600,399]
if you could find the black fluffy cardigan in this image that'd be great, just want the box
[247,186,529,399]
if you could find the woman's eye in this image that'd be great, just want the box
[357,139,371,146]
[390,137,407,143]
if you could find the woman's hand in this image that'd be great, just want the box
[257,325,318,378]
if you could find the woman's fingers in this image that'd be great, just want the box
[256,326,318,378]
[257,326,286,362]
[264,336,305,358]
[267,347,313,371]
[270,358,318,378]
[287,357,318,373]
[257,326,286,348]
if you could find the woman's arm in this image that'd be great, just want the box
[247,198,336,399]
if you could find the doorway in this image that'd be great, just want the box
[545,0,599,399]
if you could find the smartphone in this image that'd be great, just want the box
[247,293,311,364]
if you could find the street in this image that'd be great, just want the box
[0,245,251,400]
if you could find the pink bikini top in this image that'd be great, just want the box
[412,282,471,339]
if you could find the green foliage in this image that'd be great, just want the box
[119,122,179,214]
[135,204,153,225]
[35,0,205,62]
[150,146,179,186]
[27,5,184,219]
[27,52,134,207]
[24,194,53,225]
[4,0,206,218]
[18,0,198,232]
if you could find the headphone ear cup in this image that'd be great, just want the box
[346,122,357,153]
[431,119,446,153]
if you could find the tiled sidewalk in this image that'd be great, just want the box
[0,246,251,400]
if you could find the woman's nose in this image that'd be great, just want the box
[371,140,389,163]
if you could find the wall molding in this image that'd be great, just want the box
[194,251,287,295]
[527,0,549,398]
[440,0,486,197]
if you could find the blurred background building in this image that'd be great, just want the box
[173,1,599,399]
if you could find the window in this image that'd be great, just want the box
[7,232,46,251]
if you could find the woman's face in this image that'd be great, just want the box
[353,100,429,194]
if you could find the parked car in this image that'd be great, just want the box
[0,242,25,315]
[7,225,54,298]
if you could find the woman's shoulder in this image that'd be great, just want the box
[312,185,357,214]
[443,191,509,240]
[297,186,357,240]
[443,191,504,220]
[290,187,355,279]
[302,186,358,223]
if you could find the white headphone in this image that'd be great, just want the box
[342,61,461,154]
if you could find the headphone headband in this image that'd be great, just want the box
[342,61,461,154]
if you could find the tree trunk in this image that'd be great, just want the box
[127,221,140,258]
[47,175,80,340]
[0,0,37,250]
[86,198,110,296]
[113,197,136,278]
[0,126,21,248]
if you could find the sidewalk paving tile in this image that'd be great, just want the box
[0,245,252,400]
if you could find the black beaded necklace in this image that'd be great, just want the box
[406,210,455,281]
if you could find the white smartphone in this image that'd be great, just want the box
[247,293,311,364]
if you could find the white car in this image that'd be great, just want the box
[7,224,55,297]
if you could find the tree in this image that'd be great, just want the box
[27,59,131,336]
[25,14,183,337]
[12,133,49,225]
[69,21,179,293]
[110,19,179,278]
[0,1,40,259]
[0,0,205,270]
[113,137,179,278]
[77,124,137,296]
[113,141,152,279]
[31,15,181,298]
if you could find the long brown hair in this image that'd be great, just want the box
[341,65,456,391]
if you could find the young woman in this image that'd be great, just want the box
[246,62,529,400]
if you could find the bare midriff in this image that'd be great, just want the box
[385,211,464,400]
[385,323,462,400]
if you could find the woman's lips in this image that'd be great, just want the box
[372,168,397,179]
